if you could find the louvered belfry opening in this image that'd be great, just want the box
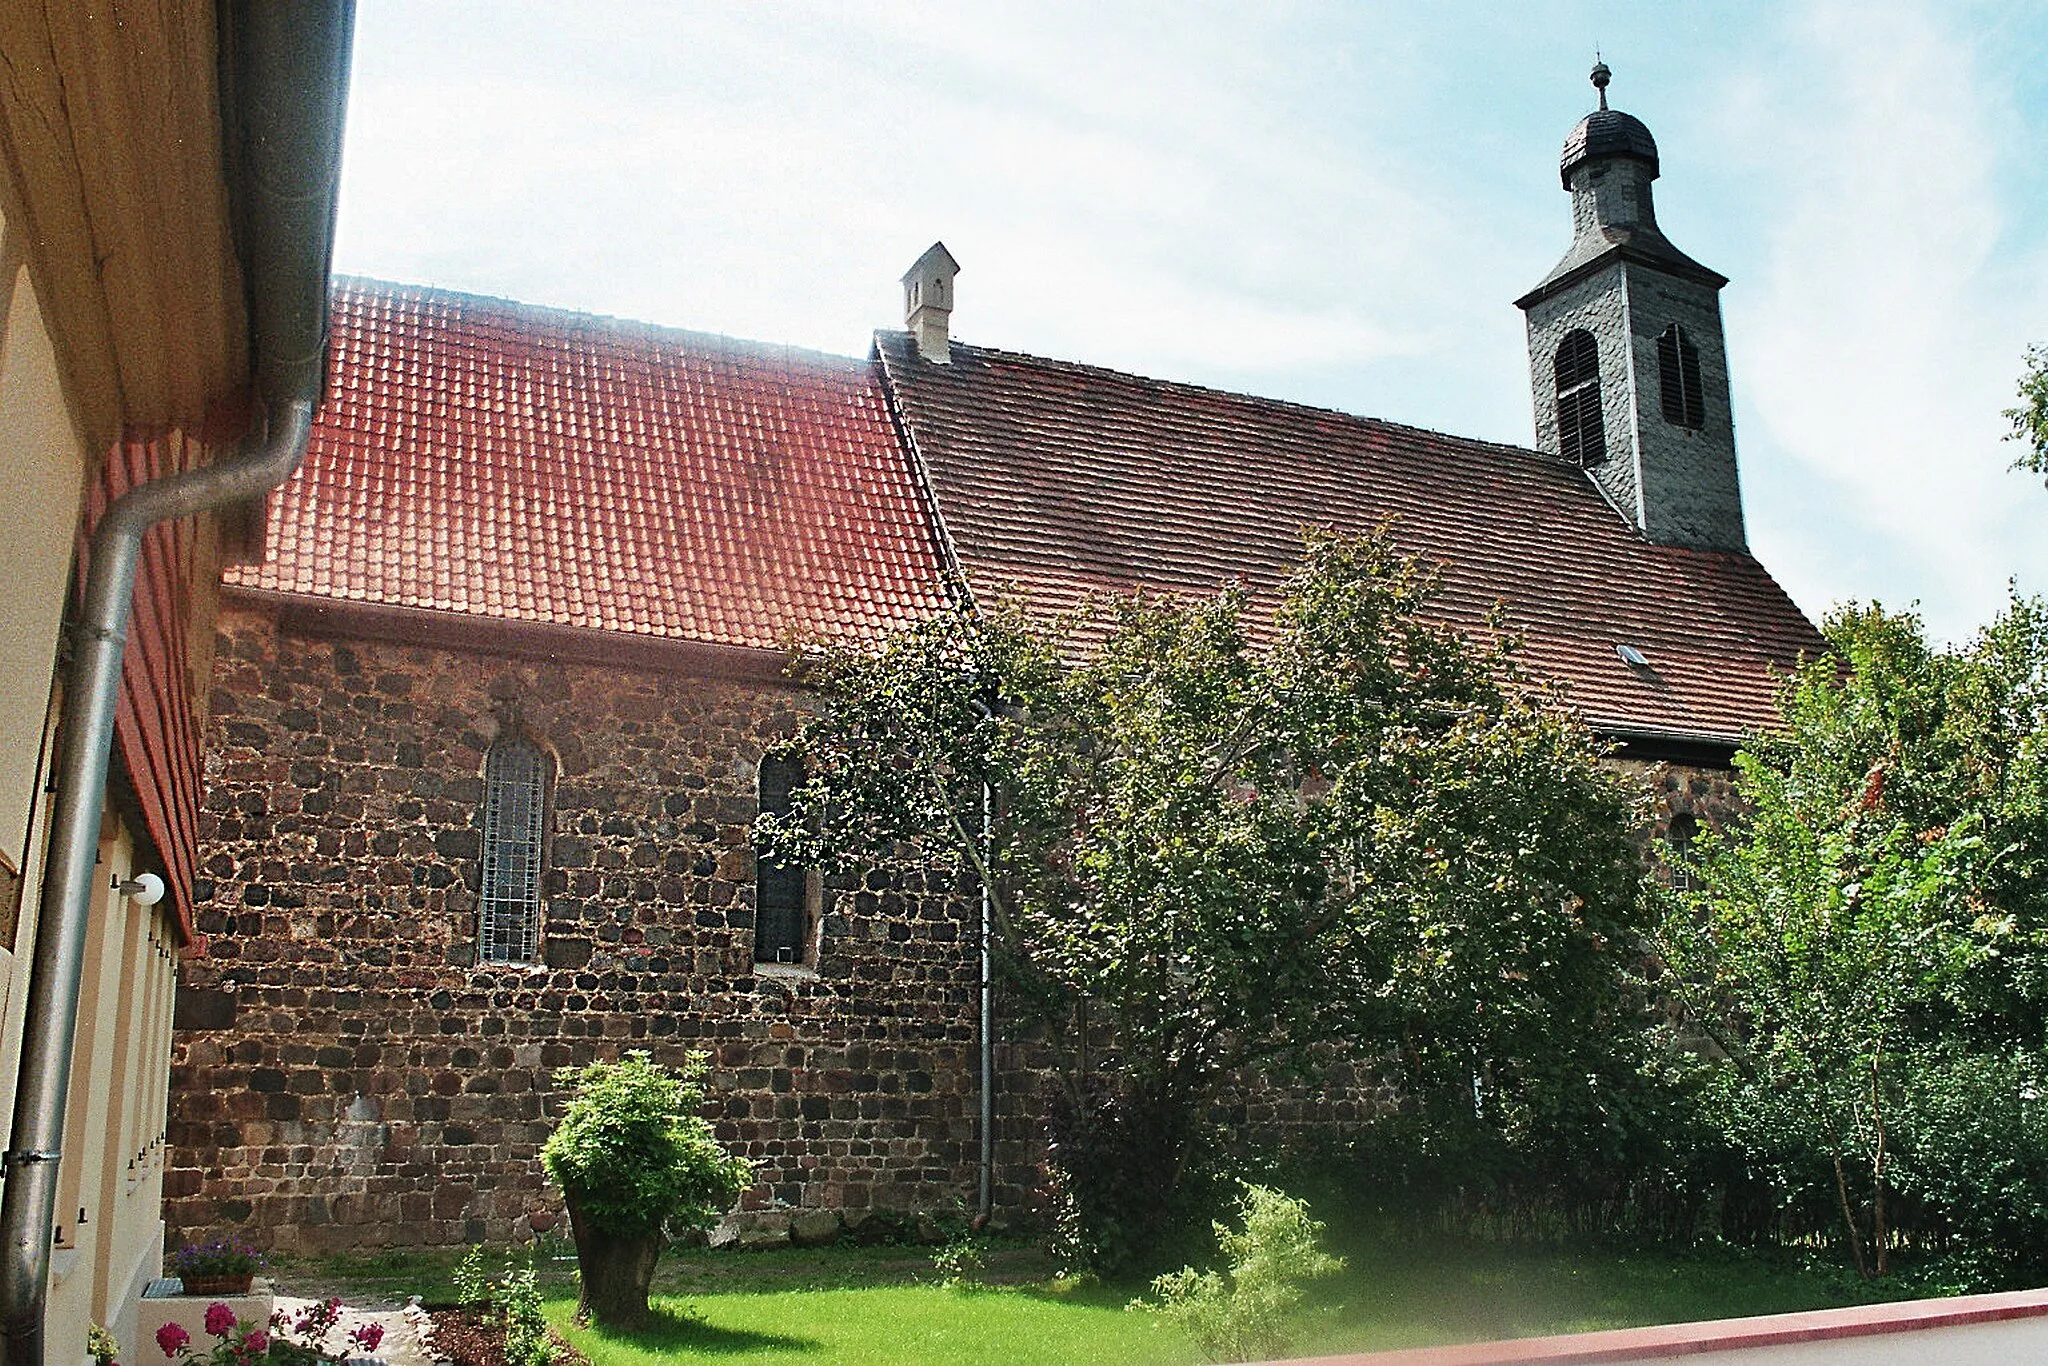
[755,755,809,964]
[1658,323,1706,429]
[479,736,549,963]
[1553,329,1607,467]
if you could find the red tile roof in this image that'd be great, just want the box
[228,281,951,650]
[875,332,1824,745]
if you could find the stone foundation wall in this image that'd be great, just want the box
[166,603,1042,1252]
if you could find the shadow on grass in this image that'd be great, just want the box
[581,1302,822,1356]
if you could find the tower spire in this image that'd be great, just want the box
[1514,68,1746,552]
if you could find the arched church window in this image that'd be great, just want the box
[1658,323,1706,429]
[755,755,811,965]
[479,735,550,963]
[1666,811,1700,893]
[1553,330,1606,467]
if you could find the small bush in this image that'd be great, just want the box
[540,1051,751,1238]
[452,1245,492,1307]
[446,1248,556,1366]
[495,1259,552,1366]
[931,1233,987,1291]
[1135,1185,1343,1363]
[543,1052,751,1327]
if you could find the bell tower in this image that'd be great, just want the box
[1516,63,1745,552]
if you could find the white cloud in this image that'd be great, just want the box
[1733,0,2048,641]
[333,1,2048,643]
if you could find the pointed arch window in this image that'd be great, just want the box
[755,755,811,965]
[479,736,550,963]
[1658,323,1706,429]
[1666,811,1701,893]
[1553,329,1607,467]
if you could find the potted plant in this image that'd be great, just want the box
[170,1240,262,1296]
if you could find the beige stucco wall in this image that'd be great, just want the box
[0,208,89,910]
[0,201,176,1365]
[44,821,177,1363]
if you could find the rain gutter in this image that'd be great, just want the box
[0,5,352,1362]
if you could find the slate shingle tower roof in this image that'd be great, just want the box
[1560,107,1659,186]
[1560,59,1660,187]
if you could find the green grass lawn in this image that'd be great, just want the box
[272,1234,1893,1365]
[547,1280,1189,1366]
[543,1241,1871,1365]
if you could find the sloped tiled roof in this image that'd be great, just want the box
[875,332,1823,744]
[228,281,951,649]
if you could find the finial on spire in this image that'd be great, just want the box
[1591,58,1611,110]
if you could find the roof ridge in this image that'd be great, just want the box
[873,327,1569,473]
[335,276,871,369]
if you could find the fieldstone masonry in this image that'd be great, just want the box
[166,605,1744,1252]
[165,603,1043,1251]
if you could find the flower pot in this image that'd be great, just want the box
[178,1274,254,1296]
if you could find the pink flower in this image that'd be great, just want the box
[156,1323,191,1359]
[204,1304,238,1338]
[348,1323,385,1352]
[241,1331,269,1356]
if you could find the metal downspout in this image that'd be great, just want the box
[978,778,994,1224]
[0,402,316,1365]
[0,429,330,1366]
[0,5,350,1360]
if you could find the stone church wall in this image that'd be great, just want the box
[164,602,1045,1252]
[165,603,1748,1253]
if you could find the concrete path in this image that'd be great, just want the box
[269,1295,440,1366]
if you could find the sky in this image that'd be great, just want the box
[334,1,2048,645]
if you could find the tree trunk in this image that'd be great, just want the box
[1832,1154,1870,1280]
[565,1192,663,1329]
[1870,1055,1890,1277]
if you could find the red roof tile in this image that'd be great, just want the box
[229,281,951,649]
[875,332,1824,745]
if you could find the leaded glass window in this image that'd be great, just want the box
[479,737,549,963]
[1667,811,1700,894]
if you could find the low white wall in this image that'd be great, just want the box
[1665,1312,2048,1365]
[1270,1287,2048,1366]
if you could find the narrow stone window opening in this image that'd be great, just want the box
[755,755,811,965]
[1666,811,1701,893]
[1658,323,1706,429]
[479,736,550,963]
[1553,329,1606,467]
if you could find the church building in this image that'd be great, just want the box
[164,70,1822,1251]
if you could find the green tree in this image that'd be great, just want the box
[541,1051,752,1326]
[2009,345,2048,483]
[1659,600,2048,1279]
[763,531,1652,1272]
[1140,1184,1344,1363]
